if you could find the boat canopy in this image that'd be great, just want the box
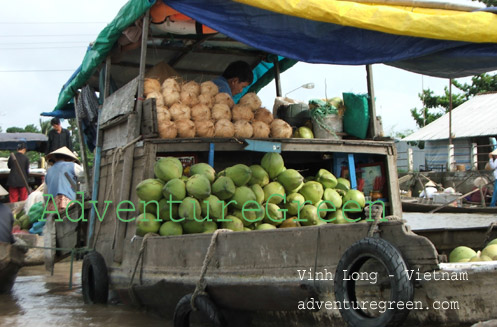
[0,133,48,152]
[46,0,497,117]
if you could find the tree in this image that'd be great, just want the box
[473,0,497,7]
[0,123,44,164]
[410,73,497,129]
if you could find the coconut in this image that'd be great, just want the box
[158,120,177,139]
[239,92,262,111]
[181,80,200,95]
[234,120,253,138]
[180,91,199,107]
[146,91,164,107]
[214,119,235,138]
[253,107,273,125]
[214,92,234,108]
[270,119,292,138]
[200,81,219,97]
[162,89,180,106]
[175,119,196,138]
[195,120,215,137]
[169,103,191,121]
[251,121,270,138]
[232,104,254,122]
[212,103,231,121]
[198,94,215,108]
[144,78,161,95]
[191,103,211,121]
[162,78,181,93]
[156,106,171,123]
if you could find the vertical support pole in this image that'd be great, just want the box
[448,144,455,172]
[366,65,378,139]
[386,147,402,216]
[74,96,91,190]
[348,154,357,190]
[448,78,453,146]
[407,148,413,172]
[273,56,282,97]
[208,143,215,167]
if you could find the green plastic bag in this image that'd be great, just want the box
[28,201,45,224]
[343,93,370,139]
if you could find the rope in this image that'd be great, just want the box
[367,204,384,237]
[310,108,339,139]
[190,228,232,310]
[129,233,155,287]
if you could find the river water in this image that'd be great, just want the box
[0,261,170,327]
[1,213,496,327]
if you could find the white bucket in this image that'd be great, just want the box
[312,114,343,139]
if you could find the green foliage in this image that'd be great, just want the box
[410,73,497,129]
[473,0,497,7]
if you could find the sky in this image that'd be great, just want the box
[0,0,483,136]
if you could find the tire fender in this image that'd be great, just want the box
[334,237,414,327]
[173,293,225,327]
[82,251,109,304]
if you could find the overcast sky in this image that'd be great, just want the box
[0,0,484,135]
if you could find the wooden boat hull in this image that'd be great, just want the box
[402,199,497,213]
[0,242,25,293]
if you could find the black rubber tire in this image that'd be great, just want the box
[82,251,109,304]
[334,237,414,327]
[173,293,226,327]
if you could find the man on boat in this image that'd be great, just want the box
[212,60,254,97]
[6,142,30,203]
[419,181,438,199]
[488,149,497,207]
[0,185,15,244]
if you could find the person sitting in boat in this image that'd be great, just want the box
[212,60,254,97]
[44,147,84,212]
[0,185,15,244]
[419,181,438,199]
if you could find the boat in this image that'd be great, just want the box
[402,197,497,213]
[47,1,497,326]
[0,242,26,293]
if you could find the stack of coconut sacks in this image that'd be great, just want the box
[144,77,292,139]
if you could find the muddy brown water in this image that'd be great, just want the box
[0,261,170,327]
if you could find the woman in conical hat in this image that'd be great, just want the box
[44,147,84,212]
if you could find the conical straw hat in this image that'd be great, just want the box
[46,146,80,164]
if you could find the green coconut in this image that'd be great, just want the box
[343,189,366,208]
[158,198,179,221]
[299,204,319,226]
[277,169,304,193]
[263,203,285,225]
[249,164,270,187]
[178,197,202,220]
[190,163,216,183]
[284,193,306,216]
[135,213,161,236]
[162,178,186,201]
[159,221,183,236]
[263,181,286,205]
[336,178,351,191]
[298,181,324,205]
[323,188,342,209]
[186,174,211,200]
[154,157,183,182]
[136,179,164,202]
[449,246,477,263]
[203,221,218,234]
[251,184,265,204]
[225,164,252,186]
[212,176,236,200]
[316,169,338,188]
[221,215,244,231]
[231,186,258,210]
[201,194,227,221]
[182,220,205,234]
[261,152,285,179]
[256,223,277,230]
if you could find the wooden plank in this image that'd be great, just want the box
[99,77,138,125]
[102,122,128,151]
[385,148,403,217]
[141,98,158,138]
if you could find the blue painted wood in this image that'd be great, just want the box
[348,153,357,190]
[244,140,282,153]
[209,143,215,167]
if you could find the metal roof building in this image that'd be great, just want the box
[403,93,497,141]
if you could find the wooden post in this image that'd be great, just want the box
[113,10,150,263]
[74,95,91,191]
[407,148,414,172]
[366,65,378,139]
[273,56,282,97]
[471,142,478,171]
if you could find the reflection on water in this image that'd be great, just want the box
[0,261,170,327]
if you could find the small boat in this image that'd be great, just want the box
[401,197,497,213]
[0,242,26,293]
